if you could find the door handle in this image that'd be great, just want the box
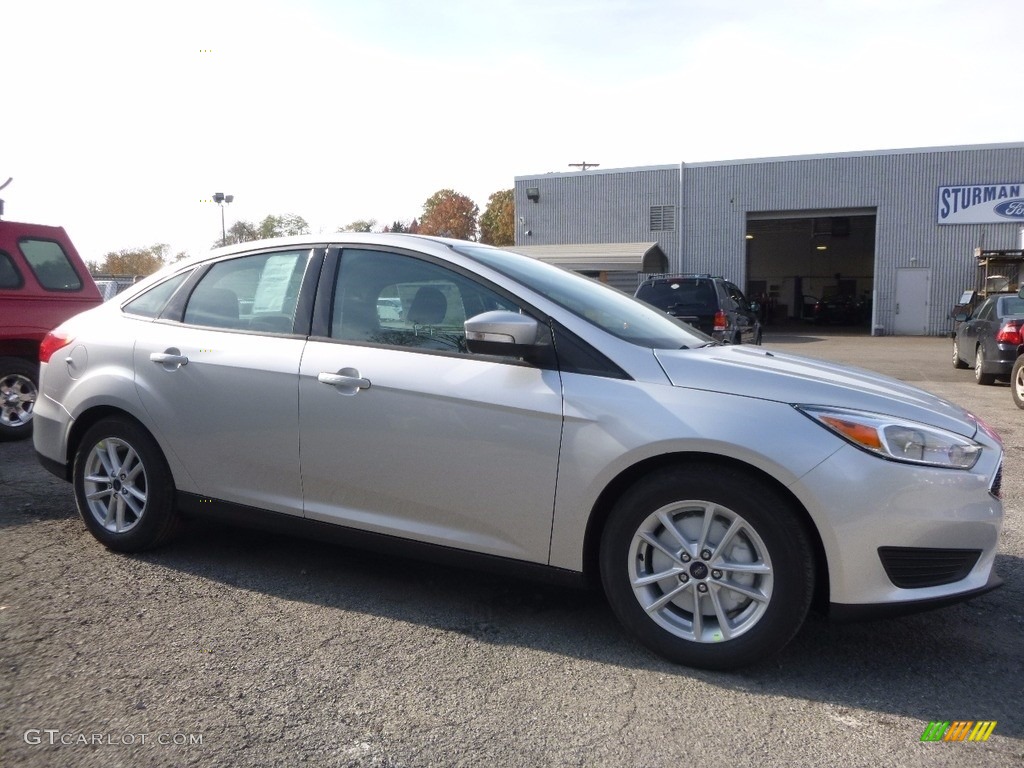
[150,349,189,370]
[318,367,371,394]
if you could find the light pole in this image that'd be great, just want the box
[213,192,234,243]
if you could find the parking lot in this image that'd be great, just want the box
[2,331,1021,768]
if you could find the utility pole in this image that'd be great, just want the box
[569,161,600,171]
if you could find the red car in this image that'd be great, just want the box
[0,220,102,440]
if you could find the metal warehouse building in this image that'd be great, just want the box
[512,142,1024,335]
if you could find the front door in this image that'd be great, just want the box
[298,247,563,563]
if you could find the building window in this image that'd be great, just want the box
[650,205,675,232]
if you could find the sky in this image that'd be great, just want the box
[4,0,1022,262]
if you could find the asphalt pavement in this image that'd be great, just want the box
[1,330,1021,767]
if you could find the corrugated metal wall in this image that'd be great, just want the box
[514,166,679,266]
[516,145,1024,334]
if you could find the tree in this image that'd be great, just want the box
[338,219,377,233]
[258,214,310,239]
[216,220,259,248]
[214,214,309,248]
[418,189,478,241]
[94,244,167,276]
[478,189,515,246]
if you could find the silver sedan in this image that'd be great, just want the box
[33,234,1003,669]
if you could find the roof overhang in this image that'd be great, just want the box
[507,242,668,273]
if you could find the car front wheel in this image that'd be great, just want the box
[600,465,814,670]
[1012,356,1024,409]
[975,347,995,385]
[0,357,38,441]
[73,416,178,551]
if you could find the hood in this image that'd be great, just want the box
[654,345,979,438]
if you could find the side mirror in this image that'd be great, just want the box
[465,311,543,358]
[953,312,968,322]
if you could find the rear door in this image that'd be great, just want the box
[298,246,563,563]
[132,248,314,515]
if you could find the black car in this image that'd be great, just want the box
[811,294,871,326]
[952,293,1024,384]
[635,274,762,344]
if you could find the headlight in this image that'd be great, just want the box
[797,406,982,470]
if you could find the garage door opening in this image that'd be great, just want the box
[745,212,876,332]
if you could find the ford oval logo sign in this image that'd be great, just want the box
[995,199,1024,218]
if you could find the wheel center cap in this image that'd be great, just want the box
[112,479,123,492]
[689,562,709,580]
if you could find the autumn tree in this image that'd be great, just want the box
[93,244,168,276]
[478,189,515,246]
[338,219,378,233]
[418,189,478,241]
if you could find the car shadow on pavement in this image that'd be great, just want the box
[144,518,1023,740]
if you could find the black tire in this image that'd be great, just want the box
[600,464,814,670]
[974,347,995,385]
[1012,356,1024,410]
[952,339,969,369]
[72,416,178,552]
[0,357,38,442]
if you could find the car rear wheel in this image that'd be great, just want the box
[1012,357,1024,409]
[0,357,38,442]
[73,416,178,551]
[952,339,969,369]
[974,347,995,385]
[599,464,814,670]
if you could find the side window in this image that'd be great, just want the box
[331,249,520,353]
[183,250,308,332]
[123,272,191,318]
[19,238,83,291]
[0,251,23,289]
[724,282,745,309]
[977,299,996,321]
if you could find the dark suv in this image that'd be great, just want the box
[0,220,102,440]
[635,274,762,345]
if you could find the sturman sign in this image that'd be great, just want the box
[938,183,1024,224]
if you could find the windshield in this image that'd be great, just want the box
[454,245,711,349]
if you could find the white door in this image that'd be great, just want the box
[894,268,931,335]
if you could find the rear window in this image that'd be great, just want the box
[998,296,1024,316]
[636,279,717,313]
[0,251,23,289]
[19,238,83,291]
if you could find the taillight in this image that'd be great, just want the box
[714,310,727,331]
[995,321,1023,345]
[39,332,74,363]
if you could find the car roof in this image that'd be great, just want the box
[173,233,492,270]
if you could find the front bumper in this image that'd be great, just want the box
[830,570,1003,621]
[792,441,1003,609]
